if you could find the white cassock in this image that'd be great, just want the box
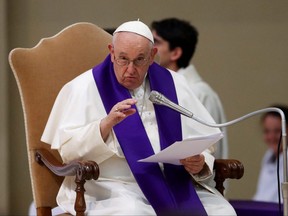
[253,149,283,203]
[177,64,228,160]
[41,68,236,215]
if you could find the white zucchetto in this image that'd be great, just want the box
[113,20,154,44]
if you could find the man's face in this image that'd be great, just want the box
[109,32,156,90]
[152,30,172,68]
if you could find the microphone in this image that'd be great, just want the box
[149,90,193,118]
[149,90,288,215]
[149,90,286,130]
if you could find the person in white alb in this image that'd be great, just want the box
[39,20,236,215]
[151,18,228,161]
[253,105,288,203]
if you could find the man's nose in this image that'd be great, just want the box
[126,61,136,71]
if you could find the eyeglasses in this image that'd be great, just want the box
[114,56,149,67]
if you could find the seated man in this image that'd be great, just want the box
[41,20,236,215]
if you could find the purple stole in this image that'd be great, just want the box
[93,55,207,216]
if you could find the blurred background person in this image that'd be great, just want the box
[253,104,288,203]
[151,18,228,161]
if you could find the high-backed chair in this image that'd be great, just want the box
[8,22,244,216]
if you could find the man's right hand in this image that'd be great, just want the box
[100,98,137,141]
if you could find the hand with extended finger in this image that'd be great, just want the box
[111,98,137,123]
[100,98,137,141]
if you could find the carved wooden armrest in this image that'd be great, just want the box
[35,149,99,216]
[214,159,244,195]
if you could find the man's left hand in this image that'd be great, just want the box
[180,154,205,174]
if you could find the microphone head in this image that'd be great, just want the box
[149,90,194,118]
[149,90,163,105]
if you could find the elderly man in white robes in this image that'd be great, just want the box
[41,20,236,215]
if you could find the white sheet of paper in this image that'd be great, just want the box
[138,132,223,165]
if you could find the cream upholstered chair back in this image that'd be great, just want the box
[9,22,112,212]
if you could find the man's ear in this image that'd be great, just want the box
[150,47,158,64]
[170,47,182,61]
[108,44,113,52]
[108,44,114,62]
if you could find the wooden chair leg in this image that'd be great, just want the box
[74,177,86,216]
[74,161,99,216]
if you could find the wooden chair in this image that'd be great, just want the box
[8,22,244,216]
